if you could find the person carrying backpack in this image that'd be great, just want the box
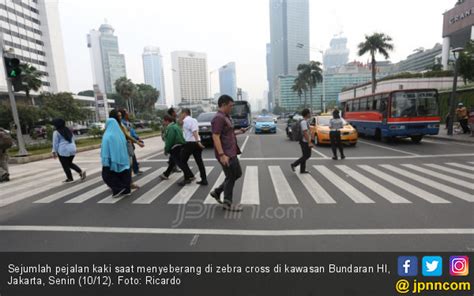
[290,109,313,174]
[0,127,13,182]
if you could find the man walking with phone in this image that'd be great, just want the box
[210,95,249,212]
[290,108,313,174]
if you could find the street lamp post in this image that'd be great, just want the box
[447,47,464,136]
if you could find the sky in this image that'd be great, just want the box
[58,0,454,107]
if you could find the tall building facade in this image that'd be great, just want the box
[171,51,208,106]
[0,0,69,93]
[218,62,237,99]
[269,0,309,109]
[142,46,166,105]
[266,43,273,109]
[323,36,350,70]
[397,44,443,72]
[87,23,126,94]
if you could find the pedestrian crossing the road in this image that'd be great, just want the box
[0,162,472,208]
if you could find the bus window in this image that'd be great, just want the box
[372,98,379,111]
[366,97,374,111]
[353,99,360,112]
[391,91,438,118]
[360,98,368,111]
[380,96,388,118]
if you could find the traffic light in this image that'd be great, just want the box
[4,57,22,78]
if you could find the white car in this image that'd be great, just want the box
[90,122,105,130]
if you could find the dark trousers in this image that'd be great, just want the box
[215,157,242,204]
[58,155,82,180]
[132,145,139,174]
[292,141,312,173]
[459,118,471,134]
[102,166,131,195]
[165,146,194,179]
[181,142,207,181]
[330,131,344,158]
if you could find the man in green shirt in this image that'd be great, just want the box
[160,115,194,185]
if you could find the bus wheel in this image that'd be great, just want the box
[411,135,423,143]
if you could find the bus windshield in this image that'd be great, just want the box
[391,91,438,118]
[231,102,250,119]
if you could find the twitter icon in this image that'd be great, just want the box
[422,256,443,276]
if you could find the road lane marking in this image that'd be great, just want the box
[358,139,419,156]
[445,163,474,172]
[238,135,250,159]
[402,164,474,189]
[168,167,214,204]
[381,165,474,202]
[424,164,474,180]
[269,166,298,204]
[204,172,225,204]
[295,171,336,204]
[240,166,260,205]
[0,169,65,196]
[314,165,374,204]
[1,225,472,236]
[143,151,164,160]
[336,165,411,204]
[358,165,450,204]
[312,148,330,159]
[133,167,191,204]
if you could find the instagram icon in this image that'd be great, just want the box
[449,256,469,276]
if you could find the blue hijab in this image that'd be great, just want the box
[101,118,130,172]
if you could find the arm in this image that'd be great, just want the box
[52,131,59,158]
[164,126,176,154]
[212,133,229,166]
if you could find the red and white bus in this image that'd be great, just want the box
[340,89,440,143]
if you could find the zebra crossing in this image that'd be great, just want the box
[0,161,472,208]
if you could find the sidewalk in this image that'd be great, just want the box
[425,129,474,144]
[6,136,164,178]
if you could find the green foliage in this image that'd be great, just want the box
[37,92,91,122]
[88,127,104,138]
[133,84,160,115]
[19,63,43,101]
[45,124,54,142]
[272,105,286,115]
[459,41,474,84]
[438,87,474,122]
[0,103,40,133]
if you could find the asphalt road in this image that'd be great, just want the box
[0,122,473,251]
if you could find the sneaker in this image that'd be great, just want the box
[120,192,132,198]
[332,156,338,160]
[136,170,144,176]
[80,170,87,181]
[341,155,346,160]
[197,180,208,186]
[210,191,223,204]
[131,183,140,190]
[112,189,126,198]
[62,179,74,184]
[177,179,192,186]
[223,203,243,212]
[172,167,182,173]
[290,164,296,173]
[0,173,9,182]
[159,174,169,180]
[300,171,310,174]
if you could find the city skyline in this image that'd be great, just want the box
[142,46,167,106]
[59,0,451,103]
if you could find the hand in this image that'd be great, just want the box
[198,142,205,149]
[308,142,314,148]
[219,154,230,167]
[164,152,169,156]
[137,142,145,148]
[240,128,247,134]
[52,152,57,159]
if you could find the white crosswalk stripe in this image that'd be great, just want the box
[168,167,214,204]
[36,174,103,203]
[204,172,225,204]
[269,166,298,204]
[424,164,474,180]
[314,165,374,204]
[240,166,260,205]
[358,165,450,204]
[445,163,474,171]
[402,164,474,190]
[296,170,336,204]
[133,168,192,204]
[380,165,474,203]
[67,168,152,204]
[336,165,411,204]
[0,169,65,197]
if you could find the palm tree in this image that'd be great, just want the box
[291,76,307,110]
[297,61,323,111]
[114,77,136,114]
[20,63,43,106]
[358,33,394,93]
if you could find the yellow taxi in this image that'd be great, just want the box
[309,115,358,146]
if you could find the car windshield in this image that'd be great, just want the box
[256,117,274,123]
[197,113,216,122]
[317,117,348,126]
[391,91,438,118]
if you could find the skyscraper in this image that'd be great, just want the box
[142,46,166,105]
[87,23,126,94]
[219,62,237,99]
[269,0,309,109]
[0,0,69,93]
[266,43,273,109]
[323,36,350,70]
[171,51,208,106]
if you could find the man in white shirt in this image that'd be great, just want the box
[179,108,207,186]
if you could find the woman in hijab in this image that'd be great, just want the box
[51,118,86,183]
[101,118,131,198]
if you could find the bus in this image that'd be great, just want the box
[340,89,440,143]
[231,100,252,129]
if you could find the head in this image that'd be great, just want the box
[458,102,464,108]
[109,109,122,124]
[167,107,177,119]
[51,118,66,130]
[301,108,311,119]
[163,115,174,126]
[118,108,129,121]
[332,109,341,119]
[217,95,234,115]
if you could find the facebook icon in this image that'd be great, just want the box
[398,256,418,276]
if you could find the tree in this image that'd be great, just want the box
[358,33,394,93]
[78,90,95,97]
[133,84,160,115]
[20,63,43,106]
[38,92,91,122]
[459,40,474,84]
[297,61,323,111]
[292,76,308,108]
[0,103,40,134]
[272,104,286,115]
[114,77,136,115]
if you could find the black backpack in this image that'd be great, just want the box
[291,119,304,141]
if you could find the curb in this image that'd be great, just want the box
[8,134,162,165]
[424,134,474,144]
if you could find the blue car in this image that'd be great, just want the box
[254,117,277,134]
